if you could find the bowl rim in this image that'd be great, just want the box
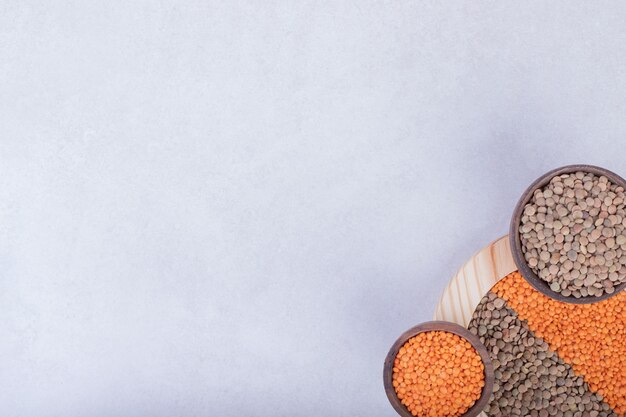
[509,164,626,304]
[383,321,494,417]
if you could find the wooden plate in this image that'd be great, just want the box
[434,235,626,417]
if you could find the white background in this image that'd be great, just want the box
[3,2,626,416]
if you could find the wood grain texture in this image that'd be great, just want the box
[433,235,516,327]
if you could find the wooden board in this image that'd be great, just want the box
[434,235,626,417]
[434,236,516,328]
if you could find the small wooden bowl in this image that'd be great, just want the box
[510,164,626,304]
[383,321,494,417]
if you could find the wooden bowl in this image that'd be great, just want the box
[383,321,494,417]
[510,164,626,304]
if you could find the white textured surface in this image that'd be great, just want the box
[3,2,626,416]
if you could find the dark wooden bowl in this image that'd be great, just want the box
[510,164,626,304]
[383,321,494,417]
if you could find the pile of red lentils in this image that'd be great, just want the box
[392,331,485,417]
